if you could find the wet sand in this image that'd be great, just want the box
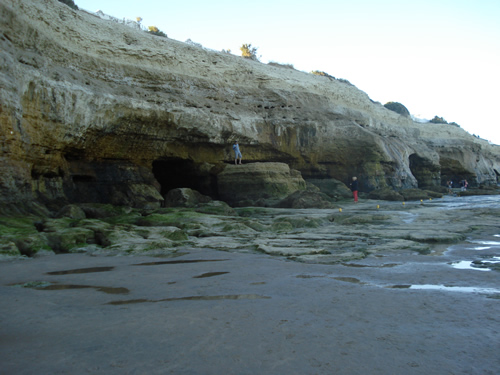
[1,232,499,374]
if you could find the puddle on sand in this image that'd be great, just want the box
[467,240,500,247]
[107,294,271,305]
[388,284,500,294]
[12,282,129,294]
[410,285,500,294]
[333,277,366,284]
[193,272,229,278]
[46,266,114,275]
[451,261,491,272]
[133,259,228,266]
[296,274,325,279]
[341,263,400,268]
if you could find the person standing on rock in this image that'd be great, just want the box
[447,180,453,194]
[233,141,242,165]
[350,176,359,203]
[461,179,468,191]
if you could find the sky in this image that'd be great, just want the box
[75,0,500,145]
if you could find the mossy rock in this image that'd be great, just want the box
[400,189,432,201]
[426,186,449,194]
[142,226,189,241]
[78,219,113,232]
[241,220,268,232]
[403,231,467,243]
[93,227,144,247]
[134,212,204,229]
[273,216,322,228]
[218,222,257,233]
[55,205,86,219]
[337,214,391,225]
[78,203,134,219]
[195,201,237,216]
[0,216,54,256]
[38,218,76,232]
[101,212,143,225]
[0,241,22,257]
[458,189,500,197]
[13,233,52,256]
[0,216,40,236]
[367,188,404,201]
[424,190,443,198]
[46,227,95,252]
[271,221,294,233]
[235,207,272,217]
[164,188,212,208]
[306,178,352,199]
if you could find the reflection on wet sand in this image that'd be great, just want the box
[46,266,115,275]
[107,294,271,305]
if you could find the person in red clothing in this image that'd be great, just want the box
[350,176,359,203]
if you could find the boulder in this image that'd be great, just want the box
[368,188,404,201]
[164,188,212,208]
[217,163,307,206]
[400,189,433,201]
[306,179,352,200]
[56,205,86,220]
[195,201,238,216]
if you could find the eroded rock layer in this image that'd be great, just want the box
[1,0,499,213]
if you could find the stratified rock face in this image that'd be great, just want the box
[0,0,499,213]
[217,163,306,206]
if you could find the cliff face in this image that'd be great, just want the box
[1,0,499,213]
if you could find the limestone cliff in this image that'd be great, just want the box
[1,0,499,213]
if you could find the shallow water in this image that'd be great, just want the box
[451,260,491,271]
[437,194,500,209]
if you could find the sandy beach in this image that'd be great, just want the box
[1,196,499,374]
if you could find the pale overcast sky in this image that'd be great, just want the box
[75,0,500,144]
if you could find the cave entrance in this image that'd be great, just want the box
[152,158,218,198]
[409,154,440,188]
[439,157,476,187]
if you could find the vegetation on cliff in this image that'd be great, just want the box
[147,26,167,38]
[384,102,410,117]
[57,0,78,10]
[240,43,260,61]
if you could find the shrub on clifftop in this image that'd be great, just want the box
[429,116,448,124]
[147,26,167,38]
[240,44,259,61]
[58,0,78,10]
[384,102,410,117]
[311,70,335,79]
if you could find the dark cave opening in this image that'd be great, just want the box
[152,158,219,198]
[409,154,440,188]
